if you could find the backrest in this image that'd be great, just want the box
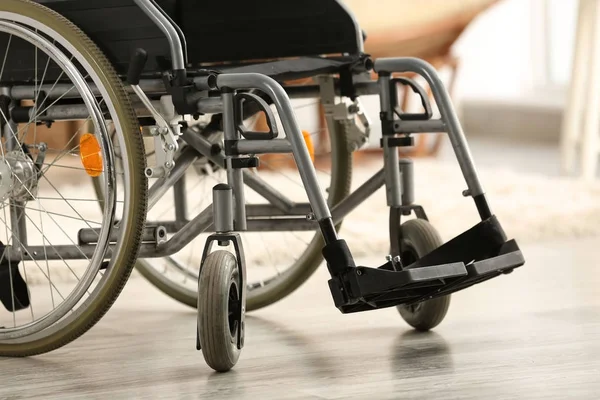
[179,0,364,65]
[34,0,363,75]
[36,0,176,75]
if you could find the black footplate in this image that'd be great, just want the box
[326,216,524,314]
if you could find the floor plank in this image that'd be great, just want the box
[1,236,600,399]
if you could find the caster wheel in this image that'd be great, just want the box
[396,219,451,331]
[198,250,243,372]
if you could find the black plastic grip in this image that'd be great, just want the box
[235,93,279,140]
[127,48,148,85]
[391,77,433,121]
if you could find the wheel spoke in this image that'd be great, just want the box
[0,34,11,82]
[40,173,103,233]
[37,196,55,309]
[36,196,124,204]
[37,96,107,177]
[4,203,101,226]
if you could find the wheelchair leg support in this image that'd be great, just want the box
[210,65,523,315]
[374,57,492,220]
[379,74,403,208]
[221,90,248,231]
[216,73,334,225]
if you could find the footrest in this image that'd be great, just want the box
[328,217,525,314]
[328,262,468,313]
[405,239,524,305]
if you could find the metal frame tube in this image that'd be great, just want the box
[153,204,213,256]
[213,184,234,233]
[36,104,89,121]
[8,78,380,103]
[216,73,331,222]
[9,84,90,101]
[173,172,188,223]
[8,202,211,260]
[378,75,402,207]
[245,219,316,232]
[2,116,17,152]
[245,204,311,217]
[394,120,447,134]
[144,221,186,233]
[133,0,186,71]
[10,201,27,247]
[222,91,247,230]
[196,97,223,114]
[234,139,292,155]
[78,226,161,245]
[374,57,485,198]
[399,159,414,206]
[331,168,385,224]
[10,79,169,100]
[13,217,323,262]
[8,78,379,104]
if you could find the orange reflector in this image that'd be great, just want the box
[302,130,315,162]
[79,133,103,177]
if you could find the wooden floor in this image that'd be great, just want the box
[2,235,600,399]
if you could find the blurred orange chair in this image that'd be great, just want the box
[345,0,499,158]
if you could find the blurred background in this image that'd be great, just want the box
[284,0,600,252]
[3,1,599,397]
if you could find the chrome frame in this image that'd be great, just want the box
[132,0,186,71]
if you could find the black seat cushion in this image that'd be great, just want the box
[209,55,369,82]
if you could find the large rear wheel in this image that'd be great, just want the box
[0,0,146,356]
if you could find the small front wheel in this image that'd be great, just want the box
[198,250,243,372]
[396,219,451,331]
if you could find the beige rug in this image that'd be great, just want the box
[340,157,600,258]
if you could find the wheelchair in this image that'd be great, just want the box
[0,0,525,372]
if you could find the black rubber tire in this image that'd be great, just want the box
[396,219,451,331]
[198,250,242,372]
[0,0,147,356]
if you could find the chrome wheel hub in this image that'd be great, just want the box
[0,151,38,202]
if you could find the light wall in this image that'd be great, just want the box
[451,0,578,102]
